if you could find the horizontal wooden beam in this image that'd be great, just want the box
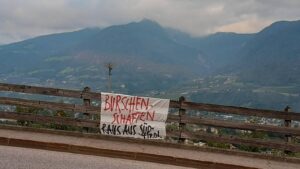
[0,97,100,114]
[167,115,300,136]
[0,83,101,100]
[2,96,299,135]
[0,111,98,128]
[169,100,180,108]
[2,111,300,152]
[2,83,300,121]
[0,83,180,108]
[171,130,300,152]
[181,102,300,121]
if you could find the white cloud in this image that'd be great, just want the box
[0,0,300,44]
[215,18,273,33]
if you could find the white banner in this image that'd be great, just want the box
[100,92,170,139]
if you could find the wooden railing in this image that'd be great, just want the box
[0,83,300,152]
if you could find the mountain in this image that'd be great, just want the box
[160,20,300,111]
[169,20,300,84]
[0,28,102,73]
[1,18,300,108]
[166,28,254,70]
[71,19,205,72]
[174,19,300,86]
[0,19,206,94]
[191,32,253,70]
[234,20,300,85]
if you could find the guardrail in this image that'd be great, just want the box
[0,83,299,152]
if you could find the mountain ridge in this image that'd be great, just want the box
[0,19,300,97]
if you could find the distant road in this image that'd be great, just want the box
[0,145,190,169]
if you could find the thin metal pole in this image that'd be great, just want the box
[107,63,113,92]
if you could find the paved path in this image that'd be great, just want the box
[0,126,300,169]
[0,145,190,169]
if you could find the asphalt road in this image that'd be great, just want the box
[0,145,191,169]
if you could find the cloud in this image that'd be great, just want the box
[0,0,300,44]
[215,18,273,33]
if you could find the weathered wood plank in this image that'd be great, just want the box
[8,110,300,137]
[2,83,300,121]
[0,97,100,114]
[0,111,98,128]
[0,83,101,100]
[167,115,300,136]
[180,101,300,121]
[169,100,180,108]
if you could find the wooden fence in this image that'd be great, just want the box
[0,83,300,152]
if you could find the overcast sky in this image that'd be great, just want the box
[0,0,300,44]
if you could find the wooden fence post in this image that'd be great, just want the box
[82,87,91,133]
[178,96,186,143]
[284,106,292,154]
